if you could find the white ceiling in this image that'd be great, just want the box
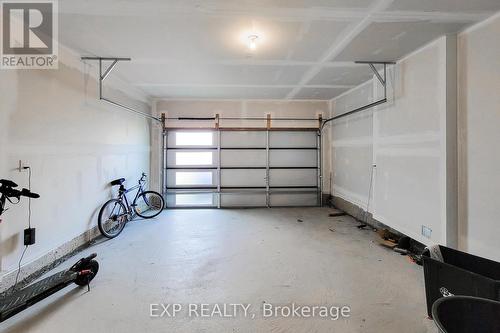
[61,0,500,100]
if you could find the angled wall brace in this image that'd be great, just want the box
[81,56,160,122]
[321,61,395,132]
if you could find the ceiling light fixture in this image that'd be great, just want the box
[248,34,259,51]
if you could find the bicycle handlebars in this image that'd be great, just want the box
[20,188,40,199]
[0,179,40,199]
[0,179,18,188]
[0,179,39,216]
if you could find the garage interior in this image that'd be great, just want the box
[1,1,500,332]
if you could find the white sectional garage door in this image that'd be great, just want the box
[163,129,320,208]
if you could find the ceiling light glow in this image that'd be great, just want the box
[247,34,258,51]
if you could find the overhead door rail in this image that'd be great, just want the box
[320,61,395,132]
[316,61,394,206]
[81,56,161,122]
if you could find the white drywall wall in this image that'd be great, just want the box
[458,13,500,261]
[330,36,458,246]
[331,13,500,258]
[331,80,374,209]
[152,100,331,194]
[0,46,152,283]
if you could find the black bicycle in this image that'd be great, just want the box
[97,173,165,238]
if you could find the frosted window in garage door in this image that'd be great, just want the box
[166,169,216,187]
[165,192,217,207]
[176,132,213,146]
[175,193,214,206]
[167,131,215,148]
[167,148,218,169]
[176,172,213,186]
[174,151,213,166]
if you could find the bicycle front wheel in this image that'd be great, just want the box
[134,191,165,219]
[98,199,128,238]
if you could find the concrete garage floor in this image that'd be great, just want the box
[2,208,435,333]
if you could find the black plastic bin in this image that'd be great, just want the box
[423,245,500,317]
[432,296,500,333]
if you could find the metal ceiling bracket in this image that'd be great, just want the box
[81,56,160,122]
[368,63,385,86]
[100,59,118,82]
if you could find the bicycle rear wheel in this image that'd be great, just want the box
[134,191,165,218]
[98,199,128,238]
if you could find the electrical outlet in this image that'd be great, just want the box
[421,225,432,239]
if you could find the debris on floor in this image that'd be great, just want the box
[376,229,425,265]
[297,219,304,223]
[380,239,398,249]
[377,228,399,241]
[325,208,425,266]
[329,211,346,217]
[377,229,399,249]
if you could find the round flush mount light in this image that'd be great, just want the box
[247,34,259,51]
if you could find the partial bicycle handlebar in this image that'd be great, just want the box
[0,179,40,216]
[0,179,40,199]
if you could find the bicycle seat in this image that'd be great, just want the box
[0,179,18,188]
[110,178,125,186]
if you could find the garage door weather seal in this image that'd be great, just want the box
[81,56,160,122]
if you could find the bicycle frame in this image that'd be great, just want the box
[116,177,147,217]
